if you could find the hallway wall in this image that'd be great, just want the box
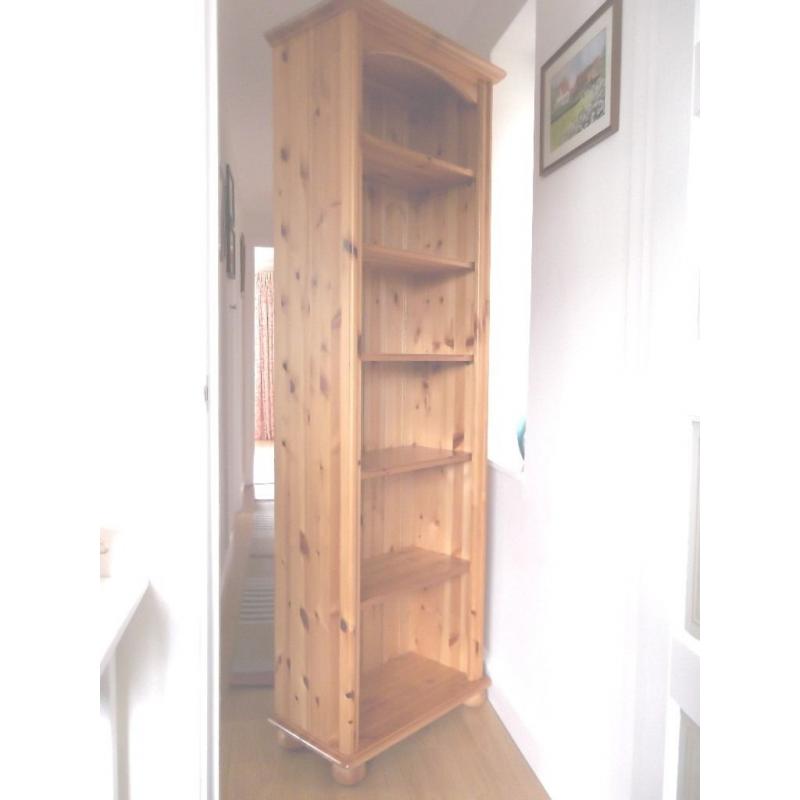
[217,129,262,568]
[96,1,217,797]
[485,0,697,797]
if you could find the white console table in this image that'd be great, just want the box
[100,574,149,799]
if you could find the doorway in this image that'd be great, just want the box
[253,245,275,501]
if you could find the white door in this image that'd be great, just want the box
[663,7,701,797]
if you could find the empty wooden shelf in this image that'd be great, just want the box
[361,445,471,479]
[363,243,474,275]
[362,133,475,190]
[361,547,470,606]
[360,352,473,363]
[267,0,503,785]
[358,653,489,758]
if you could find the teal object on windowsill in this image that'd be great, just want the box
[516,419,526,460]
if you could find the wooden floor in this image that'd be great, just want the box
[222,686,549,800]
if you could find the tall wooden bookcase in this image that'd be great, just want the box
[266,0,504,784]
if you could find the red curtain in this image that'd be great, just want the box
[255,270,275,441]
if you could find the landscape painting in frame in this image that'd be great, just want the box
[540,0,621,175]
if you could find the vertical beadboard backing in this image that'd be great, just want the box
[271,8,362,752]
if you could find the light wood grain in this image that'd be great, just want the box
[271,652,488,768]
[361,445,471,479]
[361,547,470,607]
[364,52,474,106]
[466,80,492,682]
[363,243,473,275]
[266,0,506,85]
[358,653,486,752]
[361,352,473,362]
[267,0,500,776]
[271,8,362,750]
[335,7,363,756]
[224,686,549,799]
[363,133,474,190]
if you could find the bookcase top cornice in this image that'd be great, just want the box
[265,0,506,86]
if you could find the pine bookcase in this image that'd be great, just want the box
[266,0,504,784]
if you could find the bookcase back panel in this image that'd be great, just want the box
[362,363,475,452]
[363,78,475,168]
[363,182,476,263]
[361,466,474,560]
[360,576,470,675]
[362,270,475,355]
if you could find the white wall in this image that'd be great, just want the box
[95,1,217,798]
[486,0,696,797]
[488,0,535,471]
[218,127,245,566]
[217,121,263,568]
[217,0,275,556]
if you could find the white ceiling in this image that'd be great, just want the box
[218,0,527,244]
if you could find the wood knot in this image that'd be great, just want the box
[299,608,310,631]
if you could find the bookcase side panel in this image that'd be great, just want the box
[271,10,361,752]
[466,81,492,682]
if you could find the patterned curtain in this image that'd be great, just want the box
[255,270,275,440]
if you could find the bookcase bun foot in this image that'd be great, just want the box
[463,689,488,708]
[276,730,304,751]
[267,0,503,783]
[331,762,368,786]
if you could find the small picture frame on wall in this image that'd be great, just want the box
[224,164,236,278]
[218,165,224,263]
[540,0,622,175]
[240,233,246,294]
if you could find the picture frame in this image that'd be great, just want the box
[218,165,224,263]
[540,0,622,175]
[224,164,236,278]
[239,233,246,294]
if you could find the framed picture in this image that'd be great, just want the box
[540,0,622,175]
[224,164,236,278]
[239,233,246,294]
[218,165,224,263]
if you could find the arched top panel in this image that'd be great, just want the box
[363,51,478,105]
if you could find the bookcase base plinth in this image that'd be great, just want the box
[269,655,490,770]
